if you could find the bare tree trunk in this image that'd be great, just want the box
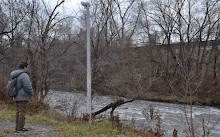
[190,95,195,137]
[92,99,134,118]
[26,0,38,99]
[38,0,65,100]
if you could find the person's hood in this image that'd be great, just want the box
[10,69,27,79]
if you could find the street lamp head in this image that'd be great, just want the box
[81,2,90,8]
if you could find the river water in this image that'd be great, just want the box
[44,90,220,137]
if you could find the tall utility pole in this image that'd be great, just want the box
[81,1,92,127]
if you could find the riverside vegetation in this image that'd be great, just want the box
[0,101,158,137]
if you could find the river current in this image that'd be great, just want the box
[44,90,220,137]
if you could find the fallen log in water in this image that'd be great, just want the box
[92,99,134,117]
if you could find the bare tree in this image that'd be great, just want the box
[141,0,220,136]
[0,0,27,36]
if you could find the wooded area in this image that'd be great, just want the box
[0,0,219,102]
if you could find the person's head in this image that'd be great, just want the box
[19,62,29,71]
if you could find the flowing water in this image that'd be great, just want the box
[44,90,220,137]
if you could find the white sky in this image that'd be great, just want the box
[45,0,90,15]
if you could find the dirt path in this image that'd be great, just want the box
[0,120,61,137]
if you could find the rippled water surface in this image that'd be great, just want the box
[44,91,220,137]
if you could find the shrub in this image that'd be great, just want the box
[0,71,12,103]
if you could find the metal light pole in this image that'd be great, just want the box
[81,1,92,127]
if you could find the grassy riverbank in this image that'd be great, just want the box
[126,93,220,108]
[0,101,151,137]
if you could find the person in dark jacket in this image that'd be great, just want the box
[10,62,34,132]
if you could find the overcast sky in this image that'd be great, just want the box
[45,0,90,15]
